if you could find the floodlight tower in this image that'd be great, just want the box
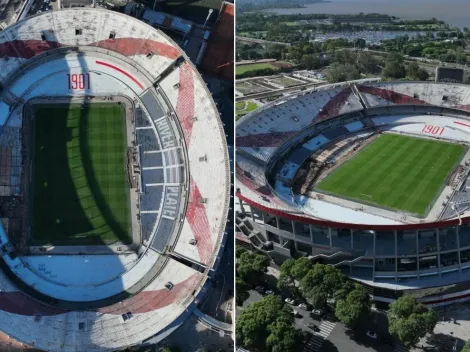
[203,8,213,28]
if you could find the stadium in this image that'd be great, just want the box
[0,7,230,351]
[235,80,470,308]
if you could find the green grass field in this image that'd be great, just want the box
[316,134,466,216]
[236,63,279,75]
[31,104,131,245]
[236,101,259,119]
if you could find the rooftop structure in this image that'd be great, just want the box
[236,81,470,307]
[0,8,230,351]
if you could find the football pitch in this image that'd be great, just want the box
[31,104,131,245]
[316,134,466,216]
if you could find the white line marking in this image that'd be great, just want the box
[161,215,176,220]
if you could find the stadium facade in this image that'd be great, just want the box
[0,8,230,351]
[236,80,470,308]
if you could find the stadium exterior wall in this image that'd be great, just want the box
[236,195,470,307]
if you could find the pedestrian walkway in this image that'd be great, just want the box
[302,319,336,352]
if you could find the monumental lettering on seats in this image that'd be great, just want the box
[155,118,176,149]
[162,185,180,219]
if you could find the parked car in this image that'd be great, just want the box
[298,303,308,310]
[366,331,378,339]
[308,323,320,332]
[265,290,275,295]
[311,309,324,316]
[292,310,301,318]
[285,298,295,305]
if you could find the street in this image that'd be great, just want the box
[200,232,234,323]
[237,263,409,352]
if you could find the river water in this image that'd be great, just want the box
[268,0,470,29]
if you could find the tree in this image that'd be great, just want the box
[327,63,360,83]
[299,55,321,70]
[236,277,250,306]
[357,52,380,74]
[334,50,357,65]
[278,257,313,298]
[462,340,470,352]
[354,38,366,49]
[266,320,303,352]
[406,62,429,81]
[236,295,295,351]
[456,46,467,64]
[300,264,350,309]
[382,53,406,79]
[237,251,269,285]
[266,44,285,60]
[333,280,355,302]
[236,246,248,259]
[387,296,437,348]
[335,284,371,328]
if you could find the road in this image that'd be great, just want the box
[344,47,470,71]
[237,36,292,46]
[157,314,234,352]
[199,231,234,323]
[236,77,381,102]
[238,266,409,352]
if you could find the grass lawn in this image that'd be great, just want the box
[31,104,131,245]
[316,134,466,216]
[236,81,269,95]
[236,62,279,75]
[236,101,259,119]
[269,76,303,87]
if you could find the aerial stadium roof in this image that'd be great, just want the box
[236,81,470,229]
[0,8,230,351]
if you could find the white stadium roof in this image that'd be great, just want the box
[236,81,470,228]
[0,8,230,351]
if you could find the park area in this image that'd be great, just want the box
[316,133,466,216]
[236,61,293,77]
[236,101,259,119]
[31,104,131,245]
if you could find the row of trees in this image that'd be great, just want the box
[277,257,438,348]
[278,257,371,328]
[236,296,303,352]
[381,53,430,81]
[236,248,303,352]
[236,247,269,306]
[237,251,441,350]
[378,33,468,64]
[325,50,380,83]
